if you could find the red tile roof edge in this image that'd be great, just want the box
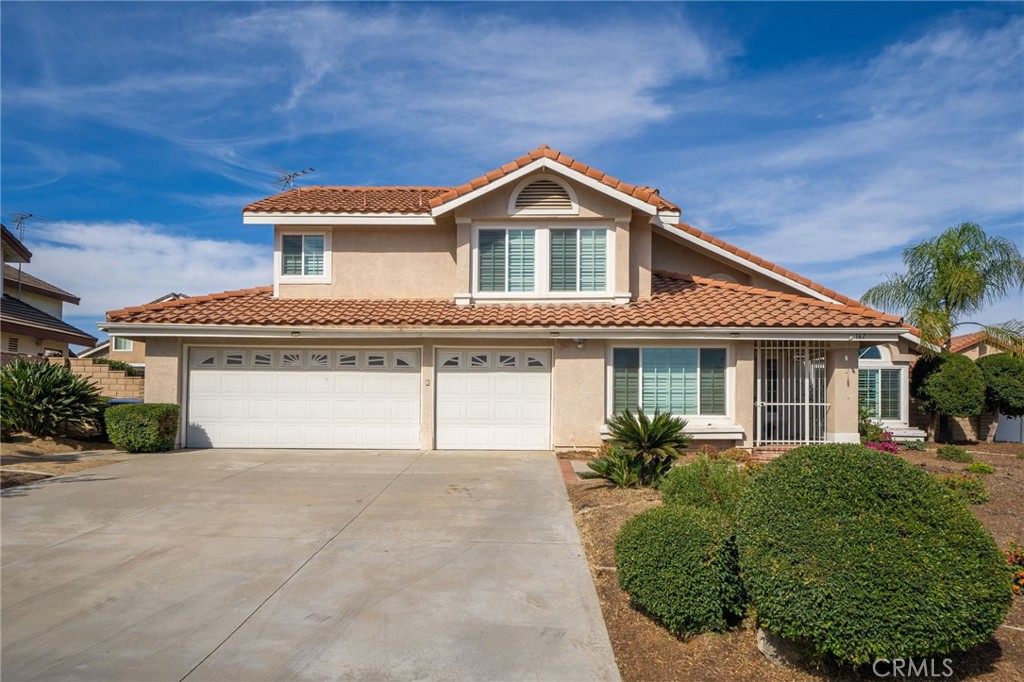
[947,331,1016,354]
[427,145,680,212]
[656,272,905,325]
[105,286,274,320]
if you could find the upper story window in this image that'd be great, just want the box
[472,224,612,298]
[612,347,728,417]
[508,177,578,216]
[276,230,331,286]
[550,228,607,292]
[478,229,535,292]
[282,234,325,276]
[112,336,133,352]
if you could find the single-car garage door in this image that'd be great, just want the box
[435,349,551,450]
[186,348,421,448]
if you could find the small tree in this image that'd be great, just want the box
[910,353,985,441]
[976,353,1024,442]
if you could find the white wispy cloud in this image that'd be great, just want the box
[22,222,271,324]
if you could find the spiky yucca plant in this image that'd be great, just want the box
[1,358,107,438]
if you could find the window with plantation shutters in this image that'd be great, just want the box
[478,228,535,293]
[551,228,607,292]
[612,347,728,417]
[281,234,325,276]
[859,367,902,420]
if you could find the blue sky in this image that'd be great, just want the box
[2,2,1022,346]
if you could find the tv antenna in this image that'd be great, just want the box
[2,211,44,242]
[272,167,316,191]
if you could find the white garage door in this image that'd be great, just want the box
[435,349,551,450]
[186,348,421,448]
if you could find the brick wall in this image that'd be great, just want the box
[62,357,145,400]
[909,397,996,442]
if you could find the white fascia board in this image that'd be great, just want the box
[900,331,940,353]
[243,214,436,226]
[100,323,906,342]
[430,158,658,217]
[653,219,847,305]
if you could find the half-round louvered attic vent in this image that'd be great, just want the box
[508,177,578,215]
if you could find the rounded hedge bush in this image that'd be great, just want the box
[105,403,180,453]
[615,505,745,637]
[736,444,1012,666]
[660,456,748,520]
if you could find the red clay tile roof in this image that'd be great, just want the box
[428,145,679,212]
[106,273,904,330]
[949,332,987,353]
[3,264,80,304]
[244,187,451,214]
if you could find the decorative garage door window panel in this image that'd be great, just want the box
[186,348,421,449]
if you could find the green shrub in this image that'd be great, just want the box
[714,447,752,462]
[605,409,691,486]
[911,353,986,419]
[581,446,643,488]
[935,473,989,504]
[737,444,1012,666]
[616,505,745,637]
[661,456,748,520]
[902,439,927,451]
[976,353,1024,418]
[937,444,972,463]
[105,403,180,452]
[0,358,107,437]
[966,462,995,475]
[91,357,139,377]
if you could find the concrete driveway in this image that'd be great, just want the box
[1,449,619,682]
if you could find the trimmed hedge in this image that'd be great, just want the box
[736,444,1012,666]
[92,357,139,377]
[616,505,745,637]
[660,456,748,520]
[105,403,179,452]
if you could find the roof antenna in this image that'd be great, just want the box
[272,167,316,191]
[2,211,46,300]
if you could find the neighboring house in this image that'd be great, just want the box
[103,146,922,450]
[1,227,96,357]
[80,293,189,371]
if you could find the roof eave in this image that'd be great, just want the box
[242,213,437,226]
[1,319,97,346]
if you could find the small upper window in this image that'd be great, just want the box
[858,346,885,360]
[508,177,578,215]
[112,336,133,352]
[281,234,325,276]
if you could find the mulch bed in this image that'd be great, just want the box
[567,445,1024,681]
[0,470,51,489]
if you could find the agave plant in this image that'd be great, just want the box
[596,409,691,486]
[0,358,107,438]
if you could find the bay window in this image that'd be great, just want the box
[612,347,728,416]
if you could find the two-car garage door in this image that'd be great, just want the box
[185,347,551,450]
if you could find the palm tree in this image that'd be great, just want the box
[862,222,1024,352]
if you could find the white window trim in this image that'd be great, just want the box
[275,229,332,289]
[507,175,579,216]
[605,342,736,426]
[470,222,616,302]
[858,351,909,426]
[111,336,134,352]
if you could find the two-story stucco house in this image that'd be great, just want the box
[102,146,921,451]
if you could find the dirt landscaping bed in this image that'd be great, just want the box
[568,445,1024,681]
[1,434,123,488]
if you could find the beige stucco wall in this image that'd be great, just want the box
[629,216,652,299]
[278,219,458,299]
[827,342,860,442]
[1,333,66,357]
[733,343,756,447]
[107,338,148,364]
[2,286,64,319]
[144,337,183,405]
[552,339,607,448]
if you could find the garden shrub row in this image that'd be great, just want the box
[615,443,1013,669]
[105,403,179,452]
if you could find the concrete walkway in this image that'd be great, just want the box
[1,449,619,682]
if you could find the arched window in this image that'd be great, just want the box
[858,345,904,422]
[508,176,578,215]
